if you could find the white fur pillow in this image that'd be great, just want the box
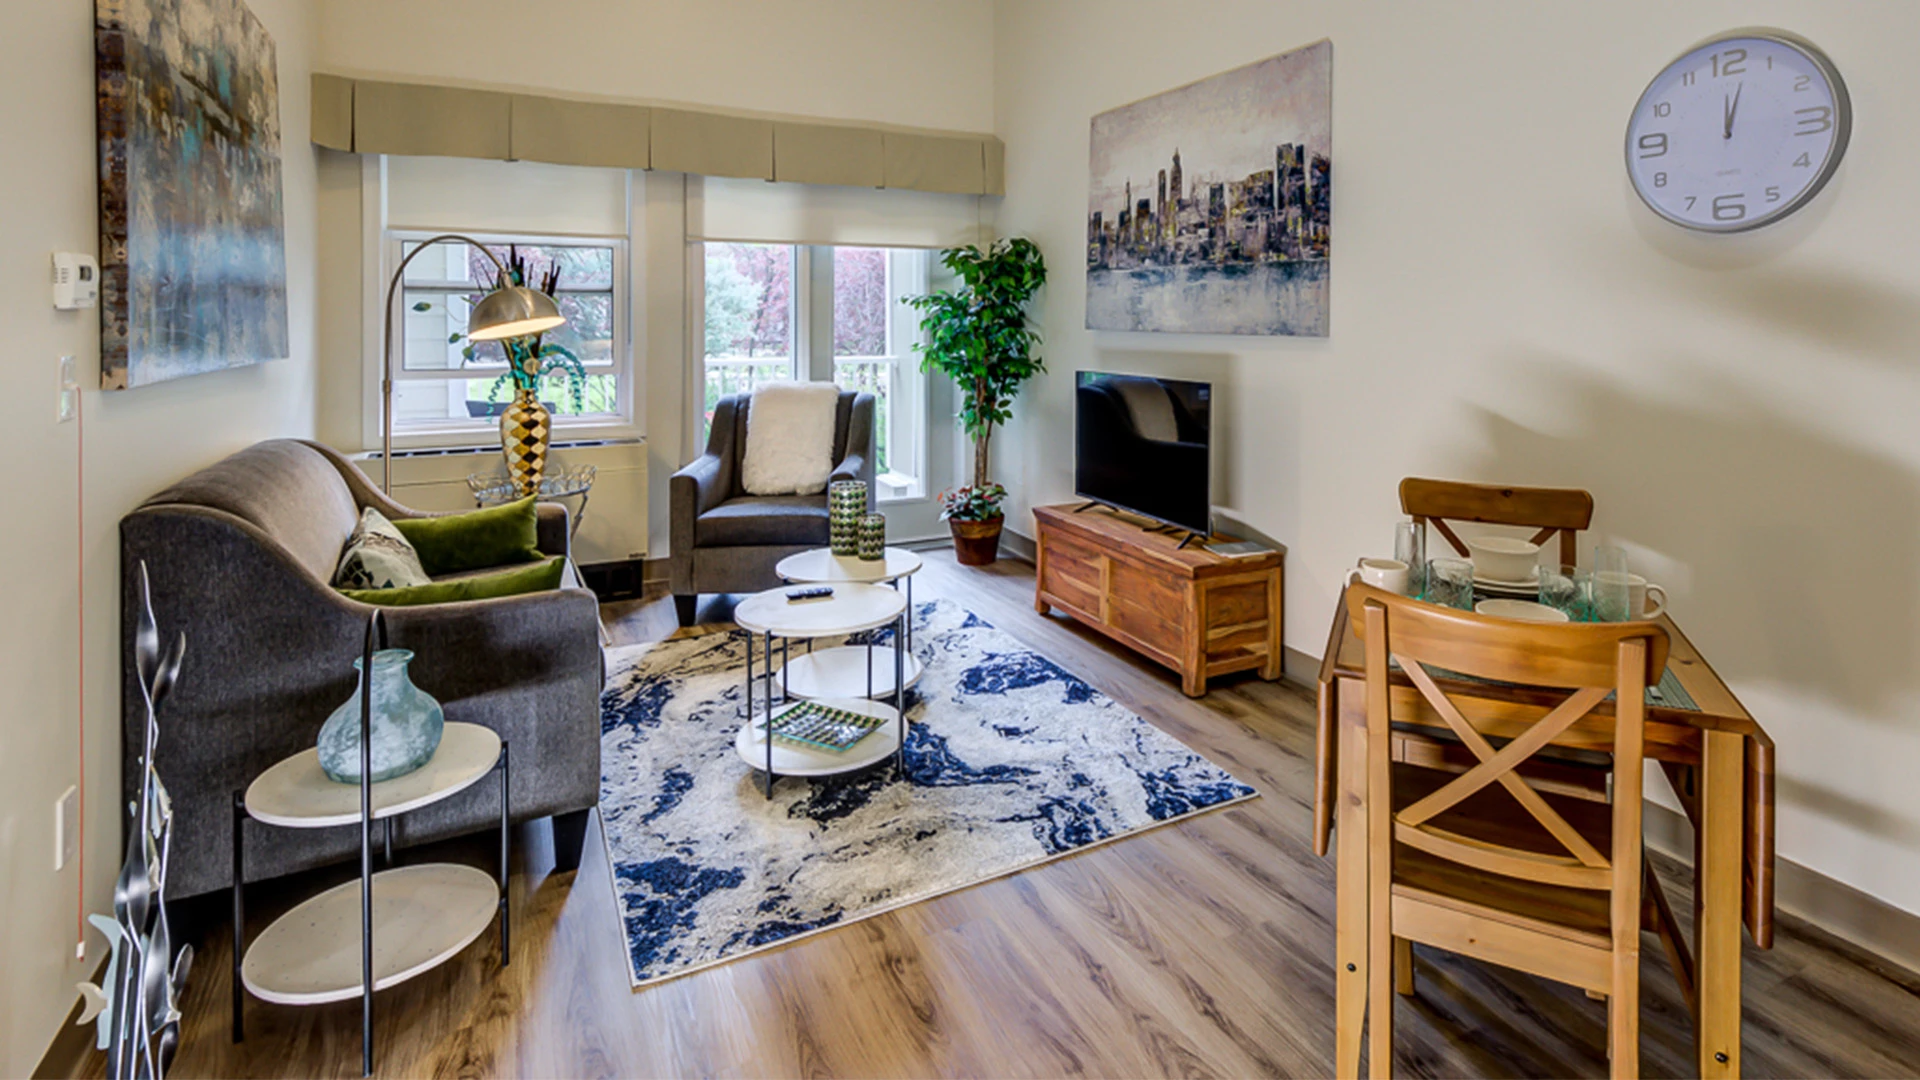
[741,381,841,495]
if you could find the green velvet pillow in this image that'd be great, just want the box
[393,495,544,576]
[339,556,565,607]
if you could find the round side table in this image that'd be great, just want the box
[773,547,923,698]
[232,723,509,1074]
[734,583,908,798]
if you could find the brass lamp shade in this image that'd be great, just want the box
[468,284,566,341]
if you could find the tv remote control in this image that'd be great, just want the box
[785,586,834,602]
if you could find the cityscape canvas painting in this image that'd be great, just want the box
[96,0,289,389]
[1086,40,1331,337]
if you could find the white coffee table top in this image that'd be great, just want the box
[245,723,501,829]
[776,547,923,585]
[735,582,906,638]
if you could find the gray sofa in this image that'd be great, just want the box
[121,439,604,900]
[670,390,874,626]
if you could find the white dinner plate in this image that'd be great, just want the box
[1472,570,1540,591]
[1474,598,1569,623]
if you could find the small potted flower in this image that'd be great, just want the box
[938,483,1009,566]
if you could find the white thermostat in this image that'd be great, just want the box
[52,252,99,310]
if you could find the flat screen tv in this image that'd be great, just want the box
[1074,371,1212,536]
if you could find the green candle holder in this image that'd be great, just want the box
[857,513,886,560]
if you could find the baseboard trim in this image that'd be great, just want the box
[1643,800,1920,978]
[32,955,106,1079]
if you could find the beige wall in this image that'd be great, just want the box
[993,0,1920,917]
[317,0,996,133]
[0,0,319,1072]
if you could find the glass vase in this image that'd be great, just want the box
[317,649,445,784]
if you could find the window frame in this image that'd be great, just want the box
[376,226,636,449]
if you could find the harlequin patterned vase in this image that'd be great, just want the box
[501,388,551,497]
[858,513,886,560]
[829,480,867,556]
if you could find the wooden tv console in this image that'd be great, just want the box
[1032,504,1286,697]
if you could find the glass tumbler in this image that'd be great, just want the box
[1427,557,1475,611]
[1394,520,1427,598]
[1538,564,1589,621]
[1591,545,1632,622]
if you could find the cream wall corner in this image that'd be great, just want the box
[0,0,321,1073]
[992,0,1920,919]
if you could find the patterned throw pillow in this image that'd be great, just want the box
[334,507,432,590]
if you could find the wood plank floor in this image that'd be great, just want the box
[63,550,1920,1077]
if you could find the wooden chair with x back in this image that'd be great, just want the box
[1343,583,1674,1079]
[1399,477,1595,569]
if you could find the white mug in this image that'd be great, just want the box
[1347,557,1411,596]
[1594,570,1667,618]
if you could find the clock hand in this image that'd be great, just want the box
[1724,82,1743,139]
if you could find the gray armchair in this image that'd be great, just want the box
[671,390,875,625]
[121,439,604,899]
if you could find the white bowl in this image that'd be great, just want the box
[1465,536,1541,582]
[1475,598,1569,623]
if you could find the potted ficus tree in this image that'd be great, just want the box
[907,238,1047,566]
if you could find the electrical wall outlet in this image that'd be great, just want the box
[55,785,78,871]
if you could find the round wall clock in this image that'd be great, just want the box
[1625,28,1851,232]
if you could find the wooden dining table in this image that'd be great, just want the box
[1314,584,1775,1078]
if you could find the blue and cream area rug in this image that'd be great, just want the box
[597,598,1258,988]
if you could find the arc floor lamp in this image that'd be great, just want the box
[380,234,567,492]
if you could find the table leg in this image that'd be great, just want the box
[1697,729,1744,1078]
[896,612,907,781]
[906,575,914,653]
[499,741,511,967]
[231,791,246,1043]
[781,637,789,700]
[1335,681,1369,1079]
[867,636,875,699]
[764,633,776,799]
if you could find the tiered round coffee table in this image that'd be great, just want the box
[773,547,923,698]
[734,583,908,799]
[232,723,508,1075]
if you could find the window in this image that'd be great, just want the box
[701,242,798,436]
[389,231,629,438]
[833,247,929,500]
[696,241,931,502]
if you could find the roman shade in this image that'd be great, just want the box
[686,175,988,250]
[311,74,1005,197]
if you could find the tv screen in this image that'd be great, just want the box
[1074,371,1212,535]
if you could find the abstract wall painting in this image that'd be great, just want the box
[96,0,289,389]
[1087,40,1331,337]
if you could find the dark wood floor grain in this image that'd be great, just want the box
[59,550,1920,1077]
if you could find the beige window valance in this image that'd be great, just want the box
[311,73,1005,196]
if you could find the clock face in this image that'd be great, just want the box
[1626,30,1851,232]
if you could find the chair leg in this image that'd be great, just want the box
[550,808,592,874]
[1369,922,1395,1078]
[1608,935,1640,1078]
[1393,938,1415,997]
[673,594,697,627]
